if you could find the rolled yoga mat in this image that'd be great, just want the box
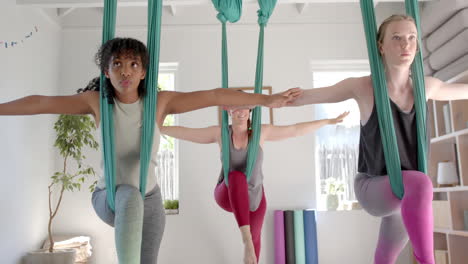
[304,210,319,264]
[284,210,296,264]
[294,210,306,264]
[274,210,286,264]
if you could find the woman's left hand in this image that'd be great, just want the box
[266,88,303,108]
[329,111,350,124]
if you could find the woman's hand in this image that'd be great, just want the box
[265,87,303,108]
[328,111,350,124]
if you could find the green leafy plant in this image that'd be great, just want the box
[47,115,98,253]
[164,199,179,210]
[325,177,345,196]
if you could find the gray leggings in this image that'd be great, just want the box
[355,171,435,264]
[354,173,409,262]
[92,184,166,264]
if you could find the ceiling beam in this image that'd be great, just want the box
[167,5,176,16]
[295,3,307,14]
[57,7,76,17]
[38,8,62,29]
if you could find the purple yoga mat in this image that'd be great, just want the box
[274,210,286,264]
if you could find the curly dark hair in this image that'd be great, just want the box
[76,77,100,94]
[94,37,149,103]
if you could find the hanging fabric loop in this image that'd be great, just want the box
[102,0,162,211]
[211,0,243,186]
[359,0,427,199]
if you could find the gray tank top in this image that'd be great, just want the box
[218,126,264,211]
[96,99,160,194]
[358,100,429,176]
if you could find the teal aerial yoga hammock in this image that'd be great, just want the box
[101,0,162,211]
[360,0,427,199]
[214,0,278,185]
[212,0,243,186]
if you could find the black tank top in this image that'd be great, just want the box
[358,100,429,176]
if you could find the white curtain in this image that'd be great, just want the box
[318,125,359,201]
[156,149,178,201]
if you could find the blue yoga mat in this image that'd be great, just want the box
[304,210,319,264]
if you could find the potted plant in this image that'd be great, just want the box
[25,114,98,264]
[164,199,179,215]
[325,177,345,211]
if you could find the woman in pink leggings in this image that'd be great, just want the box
[287,15,468,264]
[162,109,347,264]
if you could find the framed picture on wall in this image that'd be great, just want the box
[218,86,274,125]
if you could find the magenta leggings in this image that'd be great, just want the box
[355,170,434,264]
[214,171,267,261]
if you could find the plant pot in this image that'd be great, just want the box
[165,209,179,215]
[326,194,339,211]
[24,248,76,264]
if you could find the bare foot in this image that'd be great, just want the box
[243,242,257,264]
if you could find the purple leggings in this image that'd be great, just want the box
[354,170,434,264]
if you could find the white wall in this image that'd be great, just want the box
[0,2,414,264]
[0,1,61,263]
[51,3,412,264]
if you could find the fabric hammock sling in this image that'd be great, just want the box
[360,0,428,199]
[100,0,162,211]
[213,0,278,185]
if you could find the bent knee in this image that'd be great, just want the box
[115,184,143,209]
[228,171,247,182]
[402,171,433,199]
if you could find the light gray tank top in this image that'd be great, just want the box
[218,126,264,211]
[96,99,160,194]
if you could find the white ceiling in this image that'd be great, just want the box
[17,0,431,29]
[17,0,432,8]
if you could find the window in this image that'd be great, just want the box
[156,63,179,213]
[311,61,369,211]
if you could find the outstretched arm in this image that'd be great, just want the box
[162,88,301,115]
[222,88,302,111]
[0,91,97,116]
[286,77,361,107]
[426,76,468,101]
[160,125,221,144]
[262,111,349,141]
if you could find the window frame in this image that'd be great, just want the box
[158,63,180,214]
[310,60,370,211]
